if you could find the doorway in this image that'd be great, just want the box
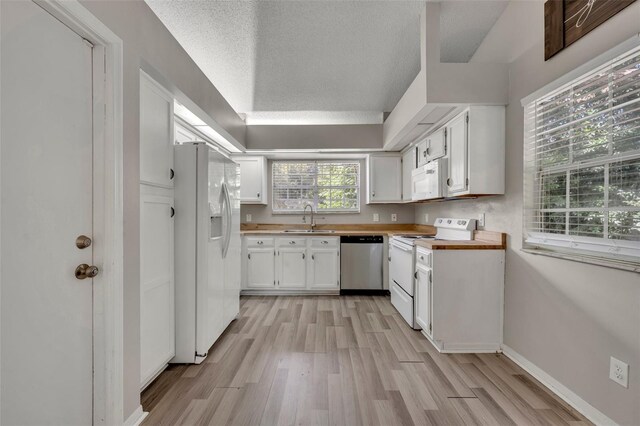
[0,1,123,424]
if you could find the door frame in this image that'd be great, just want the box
[31,1,125,424]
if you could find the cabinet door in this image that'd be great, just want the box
[277,248,307,289]
[447,112,468,194]
[414,265,431,335]
[140,73,174,188]
[368,155,402,203]
[247,248,275,288]
[427,127,446,161]
[309,249,339,289]
[417,139,428,166]
[236,157,266,204]
[140,189,175,386]
[402,149,415,202]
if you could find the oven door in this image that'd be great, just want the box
[389,239,414,297]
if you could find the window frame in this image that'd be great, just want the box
[522,42,640,270]
[271,160,361,214]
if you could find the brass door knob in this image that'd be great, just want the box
[75,264,99,280]
[76,235,92,249]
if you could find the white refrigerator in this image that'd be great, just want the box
[173,143,241,364]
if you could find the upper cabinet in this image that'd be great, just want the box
[140,72,174,188]
[426,127,446,162]
[446,106,505,197]
[234,156,267,205]
[402,149,416,202]
[367,154,402,204]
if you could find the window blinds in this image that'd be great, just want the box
[523,45,640,262]
[272,161,360,213]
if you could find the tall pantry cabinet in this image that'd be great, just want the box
[139,72,175,389]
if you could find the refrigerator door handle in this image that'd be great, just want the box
[221,182,232,259]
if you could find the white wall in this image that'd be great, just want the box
[78,0,245,420]
[246,124,382,150]
[242,159,415,224]
[416,2,640,424]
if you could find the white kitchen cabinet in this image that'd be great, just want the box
[426,127,446,161]
[402,148,416,202]
[416,139,428,167]
[234,156,267,205]
[247,247,276,289]
[414,261,431,335]
[415,245,504,353]
[445,106,505,197]
[241,236,340,292]
[367,154,402,203]
[277,243,307,289]
[140,72,174,189]
[309,248,339,289]
[446,112,468,195]
[140,186,175,388]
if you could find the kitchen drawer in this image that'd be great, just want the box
[416,247,431,267]
[310,237,339,248]
[276,237,307,247]
[246,237,274,248]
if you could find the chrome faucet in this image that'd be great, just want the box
[302,203,315,231]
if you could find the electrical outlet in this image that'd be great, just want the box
[391,213,397,222]
[373,213,379,222]
[424,213,429,224]
[609,356,629,388]
[478,213,485,227]
[246,214,252,222]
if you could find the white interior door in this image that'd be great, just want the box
[1,1,94,424]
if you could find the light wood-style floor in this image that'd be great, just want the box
[142,296,590,425]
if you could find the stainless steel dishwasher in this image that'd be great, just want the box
[340,235,384,294]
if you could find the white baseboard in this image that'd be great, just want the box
[124,406,148,426]
[501,344,617,426]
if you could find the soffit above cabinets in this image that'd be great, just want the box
[383,3,509,151]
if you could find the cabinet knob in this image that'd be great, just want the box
[257,192,260,197]
[289,241,296,245]
[257,241,263,245]
[372,191,375,197]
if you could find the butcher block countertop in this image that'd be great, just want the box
[241,223,436,237]
[415,230,506,250]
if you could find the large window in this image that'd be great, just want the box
[272,161,360,213]
[523,45,640,265]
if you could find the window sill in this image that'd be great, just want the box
[521,247,640,273]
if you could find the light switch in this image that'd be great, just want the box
[391,213,397,222]
[373,213,379,222]
[246,214,252,222]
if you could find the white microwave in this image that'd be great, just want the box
[411,158,447,201]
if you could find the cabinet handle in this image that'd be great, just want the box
[312,254,315,260]
[248,253,251,260]
[372,191,375,197]
[302,253,305,260]
[321,241,328,244]
[424,149,428,157]
[257,192,260,197]
[257,241,263,245]
[289,241,296,245]
[170,168,175,180]
[170,207,175,218]
[420,255,424,260]
[446,178,452,187]
[414,271,418,279]
[388,256,391,262]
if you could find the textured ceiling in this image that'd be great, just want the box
[145,0,508,123]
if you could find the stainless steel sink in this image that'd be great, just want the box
[283,229,336,233]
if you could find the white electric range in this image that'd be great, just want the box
[389,218,477,329]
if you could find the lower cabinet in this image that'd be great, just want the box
[414,245,504,353]
[243,236,340,292]
[414,262,431,335]
[247,246,276,289]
